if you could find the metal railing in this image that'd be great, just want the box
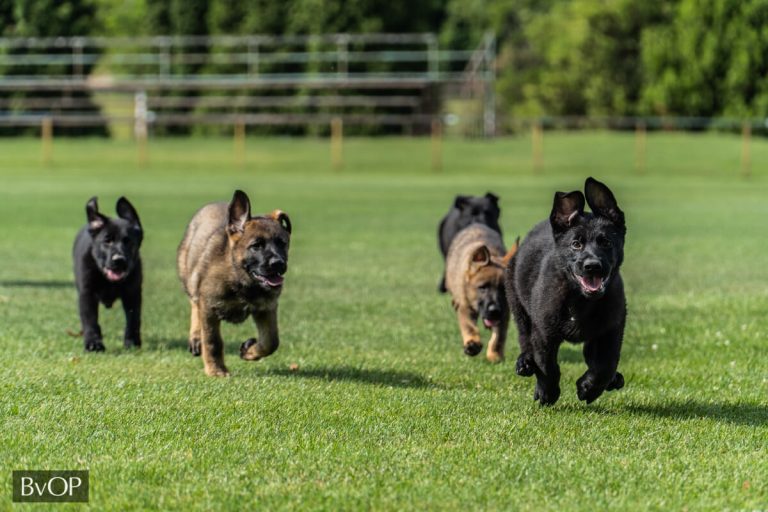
[0,32,496,137]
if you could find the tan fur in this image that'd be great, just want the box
[177,200,289,376]
[445,224,517,362]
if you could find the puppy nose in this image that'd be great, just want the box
[111,254,127,270]
[486,304,501,319]
[268,257,286,275]
[583,259,602,273]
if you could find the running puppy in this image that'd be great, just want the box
[445,224,517,362]
[437,193,502,292]
[73,197,143,351]
[177,190,291,377]
[505,177,626,405]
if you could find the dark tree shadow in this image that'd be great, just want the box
[267,365,440,389]
[0,280,73,288]
[618,400,767,427]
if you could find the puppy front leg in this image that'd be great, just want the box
[577,330,623,404]
[531,332,561,406]
[457,305,482,356]
[78,290,104,352]
[121,288,142,348]
[241,308,280,361]
[486,308,509,363]
[199,304,229,377]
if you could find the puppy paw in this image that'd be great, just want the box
[123,338,141,349]
[533,382,560,406]
[188,338,201,356]
[85,340,105,352]
[204,365,230,377]
[486,351,504,364]
[576,374,605,404]
[515,353,535,377]
[606,371,624,391]
[240,338,262,360]
[463,340,483,357]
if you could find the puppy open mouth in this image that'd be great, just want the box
[251,272,284,288]
[105,269,126,282]
[483,318,500,329]
[576,275,606,295]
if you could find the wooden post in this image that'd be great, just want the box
[431,118,443,172]
[741,121,751,178]
[234,118,246,169]
[331,117,343,171]
[532,121,543,173]
[41,116,53,166]
[635,121,647,174]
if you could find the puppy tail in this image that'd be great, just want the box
[502,237,520,266]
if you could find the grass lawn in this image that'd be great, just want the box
[0,132,766,510]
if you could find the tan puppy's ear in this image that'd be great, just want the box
[469,245,491,274]
[228,190,251,236]
[502,236,520,265]
[270,209,291,234]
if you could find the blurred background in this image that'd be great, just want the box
[1,0,767,146]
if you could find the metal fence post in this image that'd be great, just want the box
[134,91,148,167]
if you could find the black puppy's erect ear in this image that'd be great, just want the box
[228,190,251,235]
[550,190,585,233]
[270,209,291,234]
[485,192,499,205]
[585,177,625,228]
[116,197,142,230]
[454,195,470,209]
[86,197,108,233]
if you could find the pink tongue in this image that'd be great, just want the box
[582,276,603,291]
[266,275,284,286]
[484,319,493,328]
[106,269,124,281]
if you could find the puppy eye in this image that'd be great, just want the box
[598,236,613,248]
[478,283,490,290]
[103,235,114,244]
[250,238,265,250]
[570,239,583,250]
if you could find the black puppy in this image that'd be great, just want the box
[505,178,626,406]
[73,197,143,352]
[437,193,502,292]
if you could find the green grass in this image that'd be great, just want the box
[0,132,766,510]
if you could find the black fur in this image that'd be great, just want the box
[73,197,143,352]
[437,192,502,292]
[505,178,626,406]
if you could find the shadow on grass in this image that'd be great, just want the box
[0,279,72,288]
[267,365,440,389]
[622,400,767,427]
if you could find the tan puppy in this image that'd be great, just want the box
[445,224,517,362]
[177,190,291,376]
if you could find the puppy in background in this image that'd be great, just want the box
[177,190,291,377]
[437,193,502,293]
[445,224,517,362]
[73,197,143,351]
